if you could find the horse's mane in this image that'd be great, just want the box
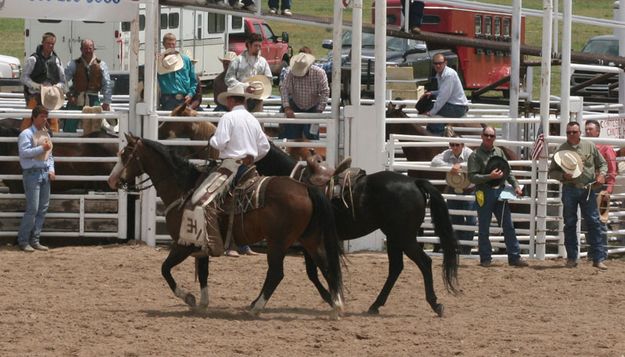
[256,142,297,176]
[140,138,202,189]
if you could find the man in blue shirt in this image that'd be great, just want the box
[157,33,198,110]
[17,105,56,252]
[420,53,469,135]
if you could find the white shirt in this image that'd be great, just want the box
[209,105,270,161]
[430,65,468,116]
[225,50,272,88]
[431,146,473,167]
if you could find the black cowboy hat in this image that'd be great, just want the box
[415,95,434,114]
[484,156,510,187]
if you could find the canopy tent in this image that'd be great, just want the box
[0,0,139,21]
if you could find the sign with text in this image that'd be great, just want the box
[598,115,625,139]
[0,0,139,22]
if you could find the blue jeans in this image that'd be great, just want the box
[562,185,606,263]
[159,94,185,110]
[476,186,522,264]
[447,197,476,254]
[278,101,320,140]
[268,0,291,10]
[17,168,51,247]
[426,103,468,135]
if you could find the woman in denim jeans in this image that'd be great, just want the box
[16,105,56,252]
[548,121,608,270]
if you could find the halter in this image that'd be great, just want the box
[117,142,154,192]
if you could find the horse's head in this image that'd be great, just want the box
[386,101,408,118]
[107,133,145,190]
[302,152,352,188]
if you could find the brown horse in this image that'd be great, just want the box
[158,103,219,160]
[0,119,118,193]
[107,133,345,318]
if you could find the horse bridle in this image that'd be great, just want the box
[117,141,154,192]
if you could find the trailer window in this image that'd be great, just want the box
[474,16,482,35]
[503,18,510,37]
[494,17,501,37]
[422,15,440,25]
[484,17,492,36]
[139,15,145,31]
[37,19,62,23]
[121,22,131,32]
[160,14,168,30]
[231,16,243,31]
[208,13,226,34]
[169,13,179,29]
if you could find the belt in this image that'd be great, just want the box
[237,155,254,166]
[23,167,47,174]
[161,93,185,100]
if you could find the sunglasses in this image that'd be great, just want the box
[482,134,495,138]
[566,131,580,135]
[433,62,445,65]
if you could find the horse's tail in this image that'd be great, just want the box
[414,178,460,295]
[305,186,345,304]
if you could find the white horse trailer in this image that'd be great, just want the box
[24,5,245,82]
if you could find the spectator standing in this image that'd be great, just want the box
[225,33,272,112]
[549,121,608,270]
[431,137,475,254]
[21,32,65,132]
[213,51,237,112]
[584,120,617,261]
[63,39,113,133]
[400,0,425,34]
[157,33,197,110]
[269,0,292,16]
[419,53,468,135]
[279,52,329,141]
[467,126,528,267]
[17,105,56,252]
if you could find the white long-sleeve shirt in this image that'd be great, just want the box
[209,105,270,161]
[431,146,473,167]
[225,50,272,88]
[430,65,468,116]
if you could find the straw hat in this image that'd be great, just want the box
[33,130,52,161]
[158,49,184,74]
[597,190,610,223]
[290,53,315,77]
[484,156,511,187]
[553,150,583,178]
[216,83,253,106]
[40,86,64,110]
[245,75,272,100]
[446,171,471,193]
[218,51,238,63]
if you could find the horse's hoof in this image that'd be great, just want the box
[247,308,261,318]
[330,309,341,321]
[435,304,444,317]
[185,293,197,307]
[367,306,380,315]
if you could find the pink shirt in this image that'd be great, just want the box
[596,144,617,193]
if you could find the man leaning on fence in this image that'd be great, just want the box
[549,121,608,270]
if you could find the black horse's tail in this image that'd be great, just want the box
[305,186,345,303]
[415,178,460,295]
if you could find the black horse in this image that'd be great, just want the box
[256,149,460,317]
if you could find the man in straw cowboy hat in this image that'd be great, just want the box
[431,135,475,254]
[585,119,617,258]
[279,52,329,142]
[21,32,66,132]
[467,126,528,267]
[549,121,608,270]
[181,81,270,257]
[157,33,197,110]
[17,105,56,252]
[225,33,272,112]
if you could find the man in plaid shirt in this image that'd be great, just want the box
[279,52,329,140]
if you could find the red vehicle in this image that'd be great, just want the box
[378,1,526,92]
[228,18,292,79]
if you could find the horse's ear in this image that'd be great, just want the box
[125,132,138,144]
[387,102,394,111]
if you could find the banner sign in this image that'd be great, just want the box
[0,0,139,22]
[598,115,625,139]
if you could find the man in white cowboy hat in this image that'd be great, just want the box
[213,51,237,112]
[468,126,528,267]
[157,33,198,110]
[21,32,66,132]
[279,52,329,141]
[431,135,475,254]
[63,39,113,133]
[549,121,608,270]
[201,83,270,256]
[225,32,272,112]
[17,105,56,252]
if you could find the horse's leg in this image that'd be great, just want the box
[161,244,197,308]
[249,243,287,316]
[402,236,443,317]
[196,256,209,309]
[303,250,333,306]
[368,234,404,315]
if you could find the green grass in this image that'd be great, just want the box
[1,1,615,96]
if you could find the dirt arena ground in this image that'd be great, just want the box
[1,244,624,356]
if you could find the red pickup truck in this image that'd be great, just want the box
[229,18,292,80]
